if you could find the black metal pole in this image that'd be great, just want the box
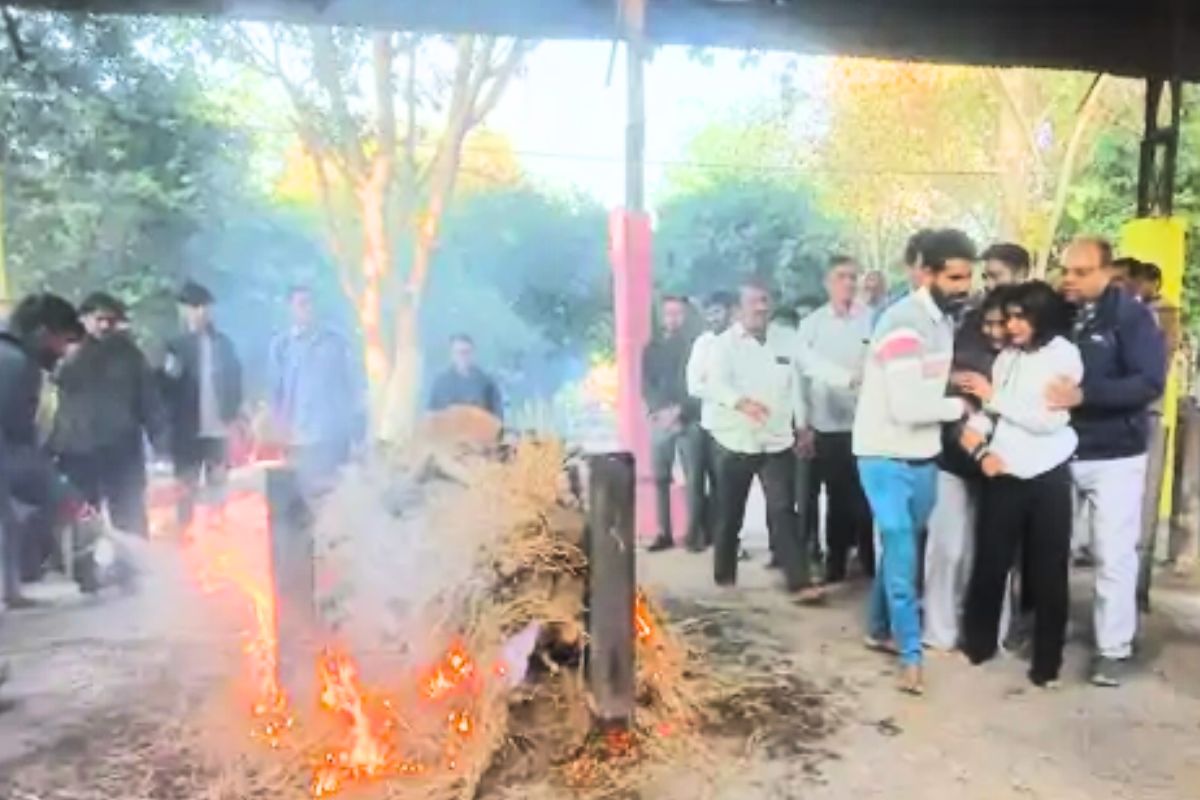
[585,452,636,726]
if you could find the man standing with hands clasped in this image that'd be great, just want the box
[853,229,976,695]
[796,256,875,583]
[1054,236,1166,687]
[706,276,822,602]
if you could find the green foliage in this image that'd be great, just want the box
[655,177,841,304]
[0,12,242,340]
[422,186,612,400]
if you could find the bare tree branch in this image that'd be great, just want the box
[310,26,367,179]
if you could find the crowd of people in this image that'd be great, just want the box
[644,230,1172,694]
[0,282,369,610]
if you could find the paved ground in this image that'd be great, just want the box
[2,540,1199,799]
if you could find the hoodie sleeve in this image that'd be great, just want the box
[1081,301,1167,410]
[875,326,965,425]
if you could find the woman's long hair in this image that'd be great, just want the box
[1005,280,1071,350]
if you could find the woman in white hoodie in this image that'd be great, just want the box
[955,281,1083,687]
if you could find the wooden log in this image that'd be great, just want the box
[585,452,636,726]
[1169,398,1200,572]
[266,467,315,699]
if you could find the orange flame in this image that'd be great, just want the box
[185,492,290,742]
[635,593,655,643]
[312,648,407,797]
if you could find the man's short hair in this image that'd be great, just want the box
[660,294,690,307]
[177,280,215,307]
[921,229,977,272]
[981,242,1031,275]
[904,229,936,268]
[827,254,858,273]
[703,290,737,310]
[79,291,128,321]
[738,273,774,294]
[1135,261,1163,285]
[9,293,84,339]
[1070,235,1114,267]
[450,333,474,347]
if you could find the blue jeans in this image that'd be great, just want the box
[857,458,939,666]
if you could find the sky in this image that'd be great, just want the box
[489,42,827,209]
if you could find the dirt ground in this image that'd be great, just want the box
[2,546,1200,799]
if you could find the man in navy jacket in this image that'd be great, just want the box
[1054,236,1166,688]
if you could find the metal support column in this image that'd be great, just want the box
[1136,75,1183,218]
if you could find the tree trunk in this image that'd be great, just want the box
[1036,75,1108,277]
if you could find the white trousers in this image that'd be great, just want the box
[924,471,976,650]
[1070,454,1149,659]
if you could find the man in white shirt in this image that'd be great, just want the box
[797,256,875,583]
[685,290,736,552]
[707,277,821,601]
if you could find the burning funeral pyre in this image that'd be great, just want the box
[176,432,703,800]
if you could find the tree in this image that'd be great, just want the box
[0,12,240,338]
[209,25,531,439]
[656,177,841,302]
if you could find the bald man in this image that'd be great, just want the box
[1054,236,1166,688]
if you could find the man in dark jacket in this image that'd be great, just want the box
[1055,236,1167,687]
[161,281,243,529]
[0,294,95,604]
[428,334,503,421]
[642,295,703,552]
[51,292,166,536]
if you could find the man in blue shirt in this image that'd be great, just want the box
[268,286,363,496]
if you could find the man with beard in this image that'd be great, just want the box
[853,229,975,695]
[0,294,98,605]
[51,293,166,537]
[686,290,736,552]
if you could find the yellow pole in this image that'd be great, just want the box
[1120,217,1186,517]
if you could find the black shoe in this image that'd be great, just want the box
[738,548,751,562]
[3,595,41,610]
[684,541,707,554]
[647,536,674,553]
[766,555,782,570]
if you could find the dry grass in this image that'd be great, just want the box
[2,437,839,800]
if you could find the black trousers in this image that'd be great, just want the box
[58,433,149,536]
[690,429,721,549]
[713,443,813,591]
[963,464,1072,683]
[174,436,229,528]
[814,431,875,581]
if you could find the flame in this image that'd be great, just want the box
[182,488,498,797]
[312,648,407,797]
[185,492,290,743]
[635,593,655,643]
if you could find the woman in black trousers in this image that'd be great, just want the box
[956,282,1083,687]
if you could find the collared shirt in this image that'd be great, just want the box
[705,323,805,454]
[686,329,720,430]
[796,301,873,433]
[269,325,361,447]
[197,333,226,438]
[853,287,964,460]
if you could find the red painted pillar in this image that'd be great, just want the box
[608,210,657,539]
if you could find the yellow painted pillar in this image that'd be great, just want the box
[1120,217,1187,516]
